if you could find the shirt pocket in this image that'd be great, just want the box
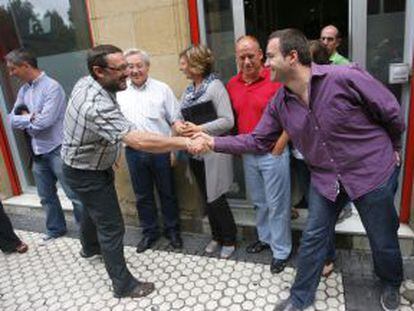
[142,99,164,120]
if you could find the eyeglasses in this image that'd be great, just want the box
[104,64,128,72]
[320,37,335,42]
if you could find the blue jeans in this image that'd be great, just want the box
[290,167,403,308]
[125,148,180,239]
[243,150,292,260]
[32,146,82,237]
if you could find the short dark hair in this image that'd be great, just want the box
[5,48,38,68]
[87,44,123,79]
[309,40,331,65]
[268,29,311,66]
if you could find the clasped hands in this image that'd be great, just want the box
[186,132,214,155]
[174,121,213,155]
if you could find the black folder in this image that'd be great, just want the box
[181,100,217,125]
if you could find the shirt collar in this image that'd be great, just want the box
[310,63,329,77]
[29,71,45,86]
[129,77,150,90]
[282,64,325,101]
[237,67,267,84]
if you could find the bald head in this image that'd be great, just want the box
[235,35,263,81]
[320,25,341,56]
[236,35,261,51]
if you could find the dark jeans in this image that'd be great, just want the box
[291,167,403,308]
[189,158,237,245]
[0,201,22,253]
[62,164,138,296]
[125,148,180,239]
[292,157,311,205]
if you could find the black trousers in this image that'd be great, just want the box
[0,201,22,253]
[62,164,138,296]
[189,158,237,245]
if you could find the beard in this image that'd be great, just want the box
[103,77,127,93]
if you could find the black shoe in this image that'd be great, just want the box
[114,282,155,298]
[168,233,183,249]
[273,299,303,311]
[79,249,101,259]
[136,236,158,253]
[246,240,270,253]
[380,286,400,311]
[270,258,288,274]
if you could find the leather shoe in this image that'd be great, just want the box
[246,240,270,253]
[136,236,158,253]
[168,233,183,249]
[273,299,303,311]
[114,282,155,298]
[79,249,101,259]
[270,258,288,274]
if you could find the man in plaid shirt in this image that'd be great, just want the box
[62,44,195,298]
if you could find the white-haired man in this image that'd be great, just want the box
[117,49,182,253]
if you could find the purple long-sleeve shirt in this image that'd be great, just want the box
[214,63,405,201]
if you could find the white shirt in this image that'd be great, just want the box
[117,77,180,136]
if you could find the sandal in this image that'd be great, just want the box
[291,208,300,220]
[322,261,334,277]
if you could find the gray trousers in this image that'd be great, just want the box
[62,164,138,296]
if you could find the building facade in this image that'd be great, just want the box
[1,0,414,232]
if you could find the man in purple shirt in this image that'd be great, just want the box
[7,48,82,245]
[194,29,404,311]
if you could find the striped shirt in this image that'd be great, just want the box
[8,72,66,155]
[117,78,179,136]
[61,76,135,170]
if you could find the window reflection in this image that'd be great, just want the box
[4,0,90,56]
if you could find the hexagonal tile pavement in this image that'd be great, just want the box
[1,230,408,310]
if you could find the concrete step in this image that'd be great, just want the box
[225,203,414,256]
[4,192,414,256]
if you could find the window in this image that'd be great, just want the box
[0,0,92,187]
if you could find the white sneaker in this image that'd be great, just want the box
[204,240,219,254]
[38,235,57,246]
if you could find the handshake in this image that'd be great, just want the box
[185,132,214,155]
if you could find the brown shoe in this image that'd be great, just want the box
[15,242,28,254]
[322,261,334,277]
[121,282,155,298]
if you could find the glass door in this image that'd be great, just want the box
[352,0,413,209]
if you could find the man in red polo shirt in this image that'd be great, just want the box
[227,36,292,273]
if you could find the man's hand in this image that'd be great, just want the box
[187,132,214,155]
[172,120,186,136]
[395,151,401,167]
[271,131,289,155]
[181,121,203,137]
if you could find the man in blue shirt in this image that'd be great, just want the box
[7,48,82,245]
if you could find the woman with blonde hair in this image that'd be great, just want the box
[175,45,237,259]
